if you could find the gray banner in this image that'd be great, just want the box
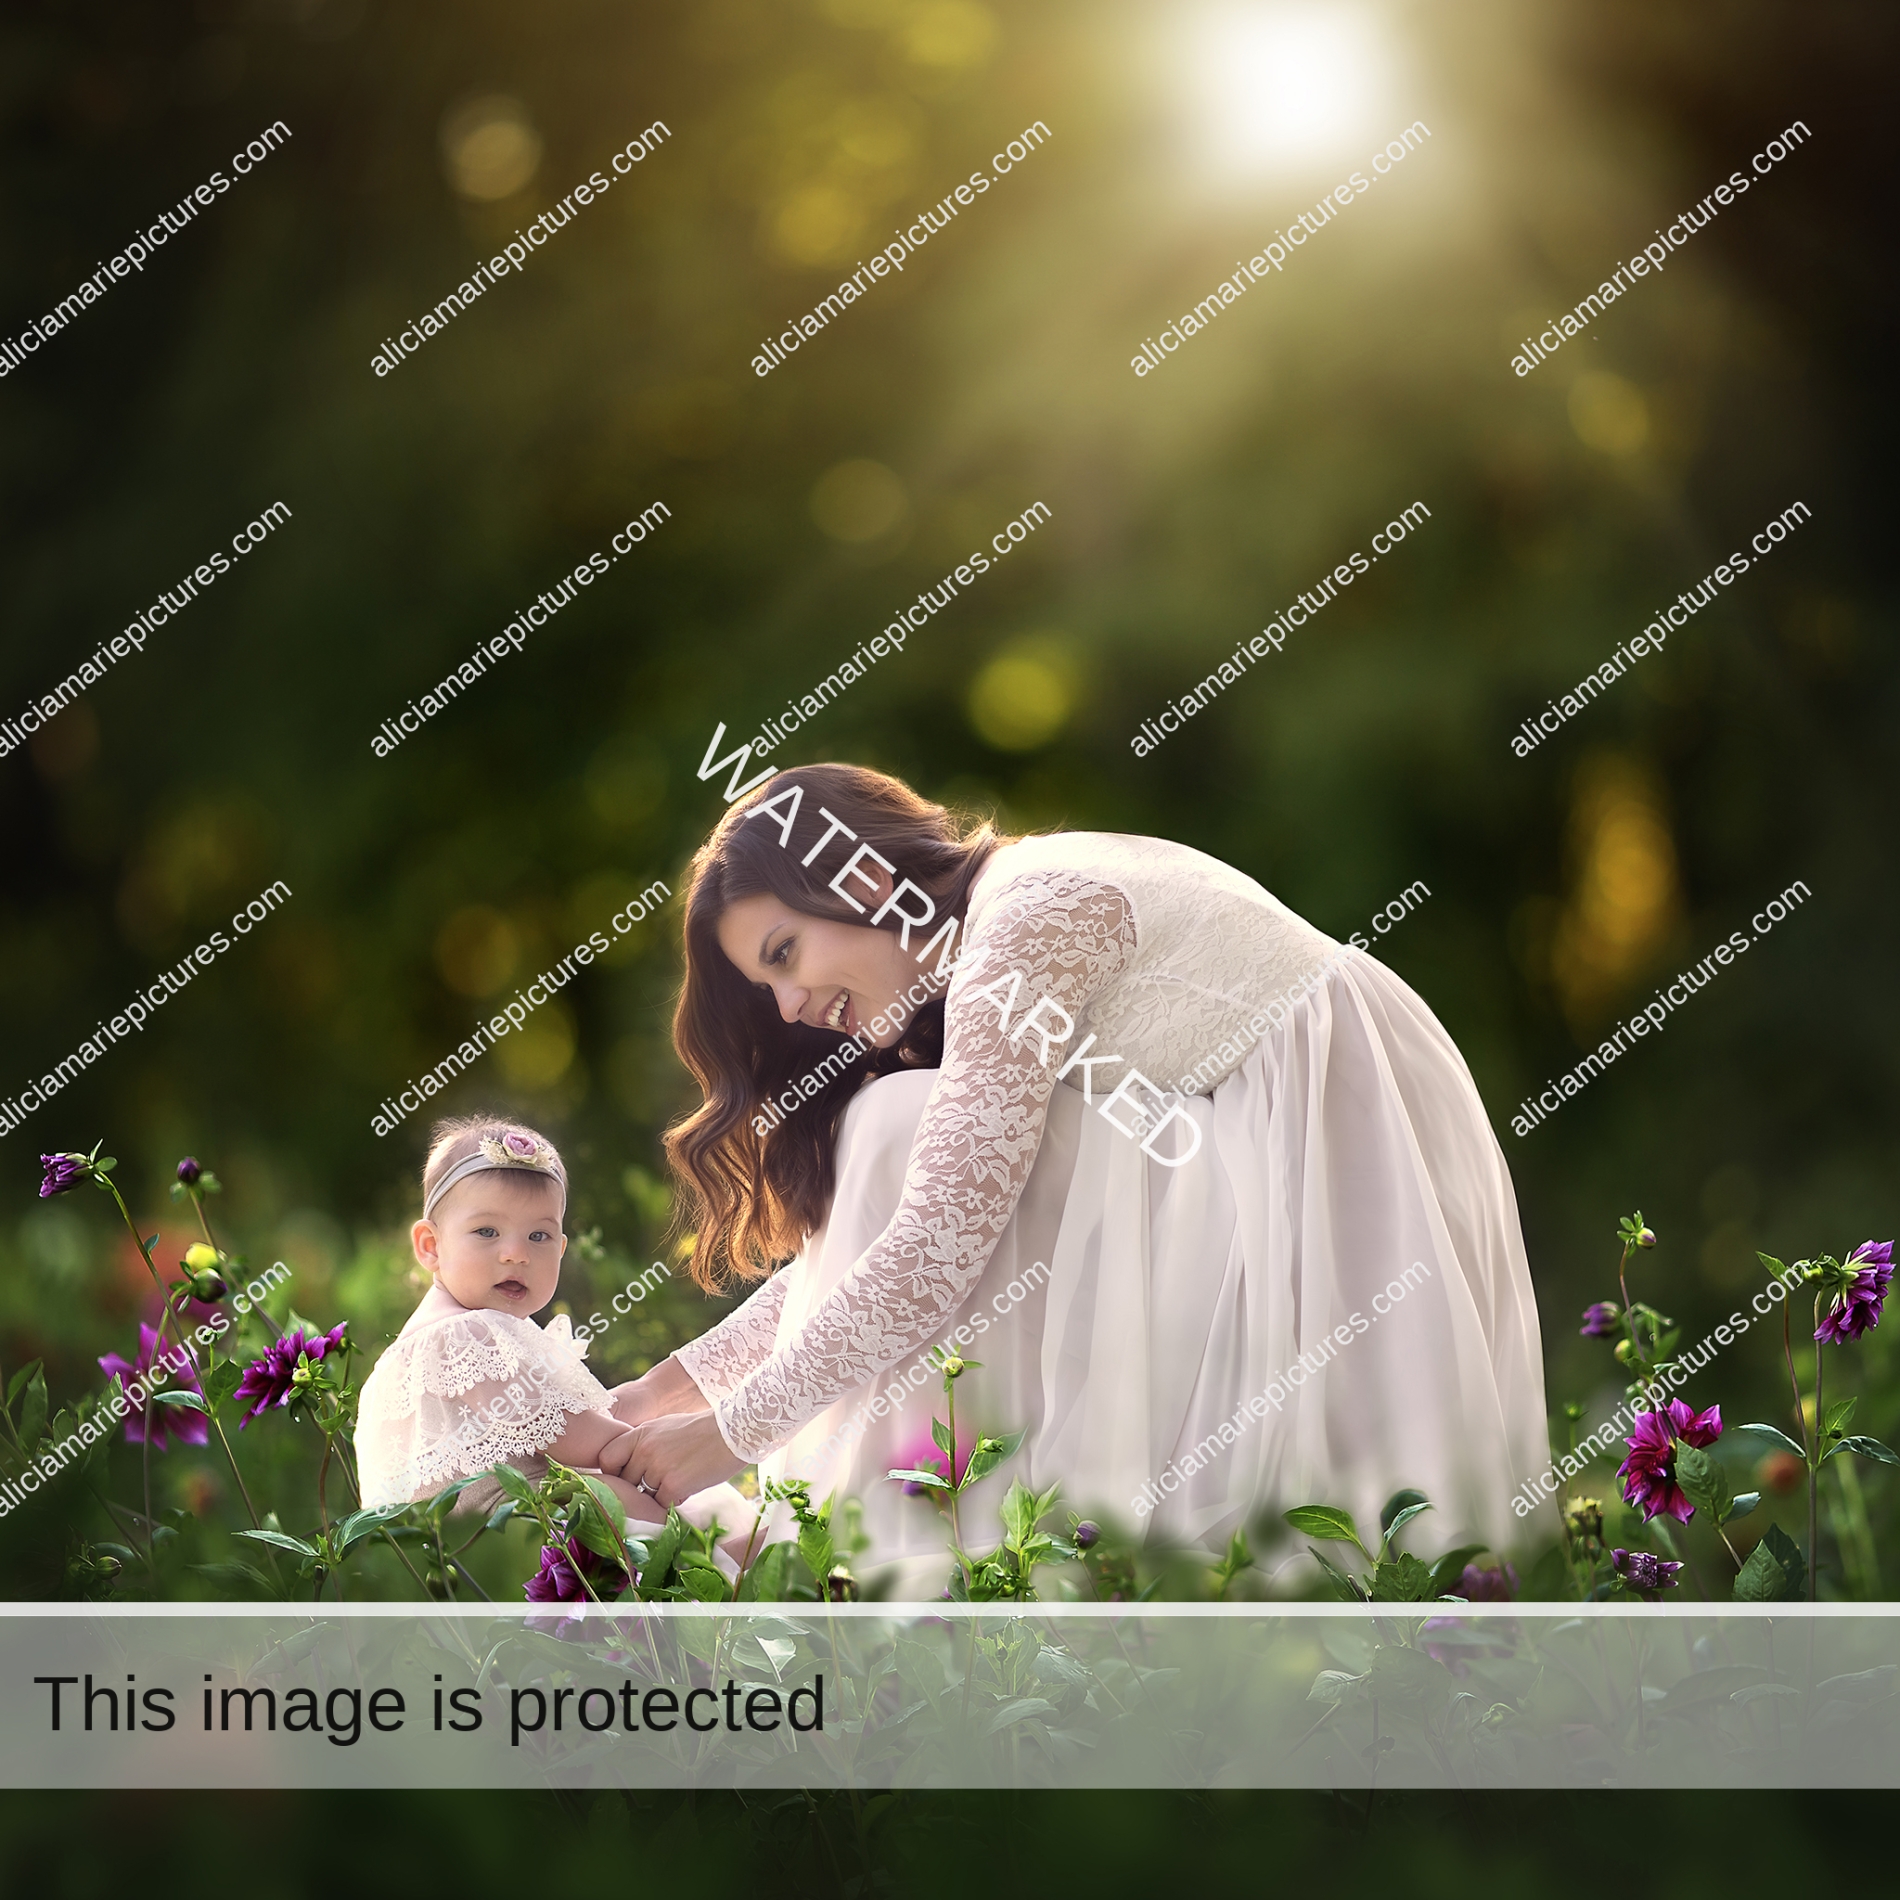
[3,1603,1896,1787]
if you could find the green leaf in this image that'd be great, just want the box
[1000,1480,1043,1545]
[1659,1664,1770,1709]
[237,1529,319,1559]
[423,1474,486,1519]
[886,1468,953,1491]
[796,1522,834,1591]
[1726,1491,1762,1521]
[1830,1435,1900,1466]
[18,1366,47,1448]
[960,1429,1025,1489]
[930,1415,956,1459]
[1734,1423,1808,1462]
[1368,1552,1437,1602]
[151,1390,210,1414]
[1380,1501,1434,1552]
[676,1563,730,1602]
[1815,1665,1900,1702]
[1427,1543,1489,1596]
[578,1474,629,1535]
[1757,1252,1788,1279]
[1674,1444,1727,1516]
[334,1506,406,1554]
[982,1696,1059,1735]
[199,1360,243,1412]
[1283,1505,1365,1553]
[1733,1523,1806,1603]
[1307,1546,1367,1603]
[1307,1668,1365,1703]
[1824,1397,1860,1439]
[486,1463,539,1509]
[639,1511,688,1588]
[6,1361,42,1409]
[1379,1488,1431,1535]
[737,1542,798,1602]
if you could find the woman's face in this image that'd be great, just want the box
[717,890,918,1048]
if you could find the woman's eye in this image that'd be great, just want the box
[768,938,792,967]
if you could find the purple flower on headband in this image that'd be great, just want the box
[500,1132,538,1161]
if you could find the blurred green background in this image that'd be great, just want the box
[1,0,1893,1615]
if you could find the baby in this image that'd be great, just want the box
[354,1116,757,1565]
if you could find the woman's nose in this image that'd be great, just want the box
[774,983,807,1024]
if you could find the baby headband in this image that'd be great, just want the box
[423,1131,567,1222]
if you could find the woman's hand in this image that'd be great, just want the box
[608,1354,712,1429]
[617,1409,746,1508]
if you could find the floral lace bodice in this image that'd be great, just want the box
[355,1299,611,1508]
[675,831,1340,1463]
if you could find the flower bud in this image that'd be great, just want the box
[1562,1496,1604,1544]
[176,1157,203,1186]
[1072,1520,1100,1551]
[1579,1301,1621,1338]
[824,1566,859,1602]
[941,1356,966,1380]
[187,1265,230,1302]
[1613,1337,1636,1366]
[1636,1227,1657,1249]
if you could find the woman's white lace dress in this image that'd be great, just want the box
[674,832,1550,1586]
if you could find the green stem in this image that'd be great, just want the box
[209,1415,262,1529]
[1810,1300,1823,1602]
[944,1377,965,1558]
[377,1527,435,1598]
[728,1498,766,1603]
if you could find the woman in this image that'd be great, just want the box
[614,763,1549,1587]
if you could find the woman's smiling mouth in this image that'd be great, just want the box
[823,990,853,1033]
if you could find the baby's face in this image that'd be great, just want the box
[413,1172,566,1315]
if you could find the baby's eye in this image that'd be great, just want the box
[530,1230,554,1243]
[474,1226,499,1238]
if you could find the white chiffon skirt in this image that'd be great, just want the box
[755,952,1552,1595]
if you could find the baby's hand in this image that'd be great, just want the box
[595,1428,639,1478]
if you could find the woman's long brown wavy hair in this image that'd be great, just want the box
[665,763,1006,1290]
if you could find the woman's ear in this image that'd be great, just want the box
[412,1218,441,1273]
[858,858,897,913]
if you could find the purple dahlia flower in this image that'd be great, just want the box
[1457,1560,1519,1601]
[98,1325,208,1452]
[1580,1301,1621,1338]
[523,1537,630,1603]
[38,1154,88,1198]
[1816,1241,1894,1344]
[1618,1399,1723,1523]
[1610,1547,1683,1595]
[232,1322,348,1426]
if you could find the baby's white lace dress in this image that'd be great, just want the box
[355,1306,610,1509]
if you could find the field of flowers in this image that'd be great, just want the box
[3,1143,1893,1623]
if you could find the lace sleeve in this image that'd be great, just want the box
[710,871,1138,1463]
[353,1309,612,1507]
[674,1270,792,1406]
